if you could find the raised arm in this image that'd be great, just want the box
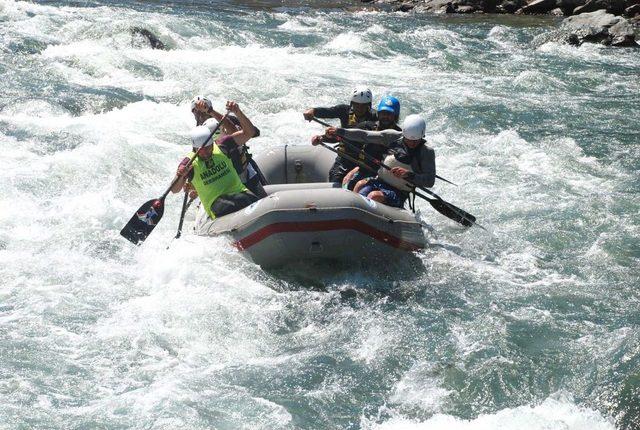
[226,101,257,146]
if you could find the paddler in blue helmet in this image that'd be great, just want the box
[304,87,378,183]
[172,101,259,219]
[341,95,402,190]
[320,114,435,208]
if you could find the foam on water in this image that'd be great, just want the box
[1,0,638,428]
[363,392,615,429]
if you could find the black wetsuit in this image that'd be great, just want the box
[313,104,377,182]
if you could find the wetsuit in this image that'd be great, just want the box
[313,104,377,182]
[335,128,436,208]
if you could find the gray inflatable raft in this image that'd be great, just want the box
[194,146,427,268]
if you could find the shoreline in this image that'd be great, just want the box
[357,0,640,46]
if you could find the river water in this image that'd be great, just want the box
[1,0,638,428]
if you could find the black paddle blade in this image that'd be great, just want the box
[429,199,476,227]
[120,198,165,245]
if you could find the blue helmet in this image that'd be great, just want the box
[377,96,400,117]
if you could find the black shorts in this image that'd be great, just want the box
[211,191,258,218]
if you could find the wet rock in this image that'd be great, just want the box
[561,9,638,45]
[130,27,166,50]
[394,2,415,11]
[625,3,640,15]
[498,0,528,13]
[516,0,559,14]
[573,0,626,14]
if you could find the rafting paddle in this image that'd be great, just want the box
[120,113,228,245]
[309,118,483,229]
[311,117,457,186]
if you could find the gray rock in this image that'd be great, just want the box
[498,0,527,12]
[394,2,415,10]
[561,9,638,45]
[625,3,640,15]
[516,0,559,14]
[130,27,166,50]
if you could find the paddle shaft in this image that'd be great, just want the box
[120,113,229,245]
[311,117,457,186]
[316,138,483,229]
[311,117,458,187]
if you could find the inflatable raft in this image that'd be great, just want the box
[194,146,427,268]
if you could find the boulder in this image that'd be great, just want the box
[625,3,640,15]
[394,2,415,11]
[498,0,528,13]
[571,0,626,13]
[561,9,638,45]
[516,0,559,14]
[130,27,166,50]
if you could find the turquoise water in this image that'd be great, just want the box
[0,1,638,428]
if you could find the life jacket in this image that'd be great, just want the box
[188,145,247,219]
[339,109,377,163]
[216,135,252,181]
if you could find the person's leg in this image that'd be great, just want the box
[366,190,386,203]
[245,175,267,198]
[377,186,404,208]
[211,192,258,217]
[354,178,372,194]
[328,160,348,183]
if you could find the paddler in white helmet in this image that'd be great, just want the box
[191,95,267,198]
[319,114,435,208]
[171,101,259,219]
[304,86,378,183]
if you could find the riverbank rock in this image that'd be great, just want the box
[366,0,640,17]
[561,9,638,45]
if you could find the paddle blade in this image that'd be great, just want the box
[120,198,165,245]
[429,199,476,227]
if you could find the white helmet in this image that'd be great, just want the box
[202,117,220,133]
[350,87,372,104]
[402,114,426,140]
[190,95,212,111]
[190,126,214,149]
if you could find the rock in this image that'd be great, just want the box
[498,0,527,13]
[130,27,166,50]
[457,4,478,11]
[625,3,640,15]
[557,0,586,14]
[572,0,626,14]
[395,2,415,11]
[550,7,566,13]
[561,9,638,45]
[609,18,638,43]
[516,0,559,14]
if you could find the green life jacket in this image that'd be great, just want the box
[189,145,248,219]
